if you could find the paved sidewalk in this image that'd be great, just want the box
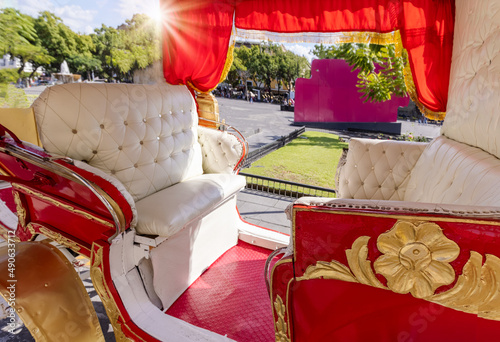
[217,97,298,151]
[237,189,293,235]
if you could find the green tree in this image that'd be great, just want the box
[92,14,161,82]
[34,12,78,72]
[311,43,407,102]
[226,52,246,88]
[13,44,54,79]
[67,54,101,80]
[0,8,36,53]
[0,9,53,78]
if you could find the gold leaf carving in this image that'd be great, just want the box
[297,260,357,283]
[374,221,459,298]
[90,245,135,342]
[297,220,500,321]
[39,227,80,252]
[346,236,385,289]
[431,252,500,320]
[13,191,26,228]
[274,295,290,342]
[26,223,36,236]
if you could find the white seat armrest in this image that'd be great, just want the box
[336,139,427,201]
[198,126,245,174]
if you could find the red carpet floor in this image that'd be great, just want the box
[166,241,275,342]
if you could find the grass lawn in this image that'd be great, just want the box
[0,84,33,108]
[243,131,348,189]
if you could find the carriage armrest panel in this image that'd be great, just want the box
[283,199,500,332]
[336,138,427,201]
[197,126,245,174]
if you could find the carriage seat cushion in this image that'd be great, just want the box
[404,136,500,206]
[135,173,245,237]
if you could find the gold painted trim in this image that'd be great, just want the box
[293,207,500,227]
[36,223,91,254]
[218,43,235,86]
[269,258,294,300]
[0,164,9,176]
[26,222,36,235]
[90,243,144,341]
[13,191,26,228]
[274,295,290,342]
[296,220,500,320]
[187,42,235,94]
[392,31,446,121]
[0,222,19,242]
[12,183,114,228]
[90,244,134,342]
[38,227,81,252]
[269,258,293,341]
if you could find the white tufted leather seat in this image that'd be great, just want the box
[329,0,500,210]
[405,136,500,206]
[32,83,246,238]
[336,139,426,201]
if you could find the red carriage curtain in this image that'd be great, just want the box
[161,0,454,117]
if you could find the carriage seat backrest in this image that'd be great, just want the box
[404,136,500,206]
[32,83,203,201]
[404,0,500,207]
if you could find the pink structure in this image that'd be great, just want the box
[294,59,409,124]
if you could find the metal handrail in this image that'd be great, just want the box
[240,172,336,199]
[1,143,124,243]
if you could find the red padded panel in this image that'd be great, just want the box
[291,279,500,341]
[167,242,274,342]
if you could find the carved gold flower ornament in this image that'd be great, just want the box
[374,221,460,298]
[294,219,500,322]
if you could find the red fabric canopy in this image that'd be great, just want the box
[161,0,454,116]
[161,0,234,93]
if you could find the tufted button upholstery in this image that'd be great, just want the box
[405,136,500,206]
[336,139,426,201]
[197,126,244,174]
[32,83,203,201]
[442,0,500,158]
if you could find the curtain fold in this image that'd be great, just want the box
[161,0,454,116]
[161,0,234,93]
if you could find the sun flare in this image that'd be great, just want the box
[145,2,164,25]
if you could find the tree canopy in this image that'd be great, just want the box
[227,43,309,93]
[311,43,407,102]
[0,9,162,82]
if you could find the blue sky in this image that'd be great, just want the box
[3,0,160,33]
[3,0,316,61]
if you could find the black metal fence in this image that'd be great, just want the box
[240,126,305,169]
[240,172,336,199]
